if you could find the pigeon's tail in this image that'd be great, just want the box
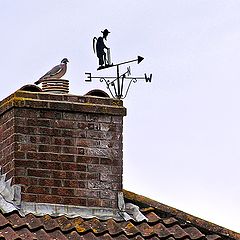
[34,79,42,85]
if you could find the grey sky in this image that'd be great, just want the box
[0,0,239,232]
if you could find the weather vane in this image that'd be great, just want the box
[86,29,152,99]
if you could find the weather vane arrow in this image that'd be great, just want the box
[98,55,144,70]
[86,29,152,99]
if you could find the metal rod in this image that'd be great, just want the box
[112,81,118,97]
[89,76,145,79]
[117,65,120,98]
[120,74,125,98]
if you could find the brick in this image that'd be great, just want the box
[74,189,100,198]
[63,197,87,206]
[76,139,100,148]
[12,176,29,185]
[62,180,79,188]
[112,116,123,123]
[52,170,67,179]
[52,137,63,145]
[97,115,112,123]
[28,136,37,143]
[55,120,77,129]
[14,160,36,168]
[63,138,75,146]
[77,148,85,155]
[86,173,99,180]
[5,169,14,180]
[86,114,99,122]
[100,190,116,200]
[38,136,51,144]
[37,119,51,127]
[52,188,75,196]
[100,174,121,183]
[15,126,38,135]
[39,111,62,119]
[112,166,122,175]
[65,172,86,181]
[62,112,86,121]
[112,182,122,190]
[15,167,27,176]
[88,165,111,173]
[1,135,14,149]
[86,148,112,158]
[26,152,37,159]
[28,169,52,178]
[61,146,77,154]
[38,145,61,153]
[62,163,86,172]
[38,178,62,187]
[28,177,38,185]
[58,154,75,162]
[73,130,86,138]
[87,198,101,207]
[15,109,39,118]
[39,94,63,101]
[99,158,112,165]
[38,127,61,136]
[99,123,113,131]
[38,161,62,170]
[86,131,113,140]
[21,193,37,202]
[0,153,14,167]
[2,127,14,141]
[26,186,50,195]
[2,144,15,157]
[14,134,25,143]
[101,199,116,208]
[37,153,58,161]
[61,129,75,137]
[76,156,99,164]
[88,180,111,190]
[14,118,25,126]
[18,143,38,152]
[78,122,94,130]
[1,161,14,174]
[37,194,63,204]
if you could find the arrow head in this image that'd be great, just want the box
[137,56,144,64]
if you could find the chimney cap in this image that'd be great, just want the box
[85,89,110,98]
[20,84,42,92]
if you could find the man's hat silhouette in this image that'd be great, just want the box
[101,29,110,35]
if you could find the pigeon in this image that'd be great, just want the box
[35,58,69,85]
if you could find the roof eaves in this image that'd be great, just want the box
[123,189,240,240]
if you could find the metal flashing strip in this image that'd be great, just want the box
[19,201,123,220]
[0,169,21,213]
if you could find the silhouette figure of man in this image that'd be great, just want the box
[94,29,110,67]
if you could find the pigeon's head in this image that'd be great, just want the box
[61,58,69,64]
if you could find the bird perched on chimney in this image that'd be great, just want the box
[35,58,69,85]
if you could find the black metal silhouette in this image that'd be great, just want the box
[88,30,152,99]
[93,29,112,69]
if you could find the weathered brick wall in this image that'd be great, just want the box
[0,109,15,180]
[0,91,126,209]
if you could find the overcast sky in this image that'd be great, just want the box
[0,0,239,233]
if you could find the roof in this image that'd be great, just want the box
[0,190,239,240]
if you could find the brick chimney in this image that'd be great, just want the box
[0,90,126,218]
